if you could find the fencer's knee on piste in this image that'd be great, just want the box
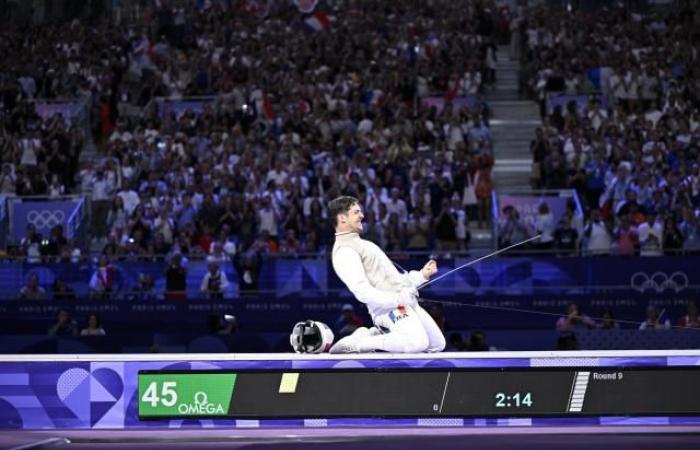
[427,333,446,353]
[402,328,430,353]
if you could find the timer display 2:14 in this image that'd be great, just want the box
[495,392,533,408]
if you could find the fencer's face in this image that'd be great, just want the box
[340,203,364,233]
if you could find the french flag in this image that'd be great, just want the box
[304,11,331,32]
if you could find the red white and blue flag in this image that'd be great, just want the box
[304,11,331,32]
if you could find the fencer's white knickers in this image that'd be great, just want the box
[365,303,446,353]
[330,304,446,353]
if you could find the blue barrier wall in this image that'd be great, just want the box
[4,256,699,300]
[1,292,697,337]
[2,329,700,355]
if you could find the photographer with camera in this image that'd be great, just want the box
[556,302,596,332]
[200,262,229,300]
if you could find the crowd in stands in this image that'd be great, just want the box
[521,4,700,256]
[0,15,114,197]
[0,0,502,264]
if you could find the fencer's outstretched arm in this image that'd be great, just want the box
[333,246,402,308]
[399,269,428,289]
[398,259,436,289]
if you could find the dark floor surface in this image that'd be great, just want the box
[2,426,700,450]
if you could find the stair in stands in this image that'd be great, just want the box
[487,46,540,191]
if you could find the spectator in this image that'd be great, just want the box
[534,202,555,253]
[405,206,431,251]
[52,279,76,301]
[89,255,116,299]
[200,262,229,300]
[278,229,300,255]
[386,188,408,224]
[19,274,46,300]
[333,303,365,339]
[107,196,129,235]
[48,310,78,337]
[556,303,595,332]
[434,198,458,255]
[61,240,82,263]
[234,246,262,293]
[128,273,157,301]
[165,253,187,300]
[475,156,494,228]
[80,314,106,336]
[597,309,619,330]
[0,163,16,193]
[43,225,67,259]
[206,242,229,264]
[638,213,663,257]
[20,224,42,263]
[663,216,684,255]
[252,229,279,254]
[554,215,579,256]
[498,206,529,249]
[680,208,700,254]
[583,209,612,256]
[639,305,671,331]
[446,332,466,351]
[48,174,65,198]
[383,212,405,252]
[257,196,279,243]
[677,301,700,329]
[90,169,114,242]
[466,330,495,351]
[613,214,639,256]
[451,194,470,250]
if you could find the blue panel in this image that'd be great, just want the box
[1,354,699,430]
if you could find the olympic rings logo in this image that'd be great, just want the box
[27,210,65,229]
[630,272,688,293]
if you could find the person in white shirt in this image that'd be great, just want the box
[257,196,279,239]
[80,314,106,336]
[327,196,445,354]
[639,305,671,331]
[91,170,115,240]
[200,262,229,299]
[385,188,408,223]
[584,209,612,256]
[637,213,663,257]
[534,202,555,251]
[0,164,16,194]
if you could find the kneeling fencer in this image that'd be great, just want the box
[327,196,446,354]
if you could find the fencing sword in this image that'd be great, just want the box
[416,234,542,291]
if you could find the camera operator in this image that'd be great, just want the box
[556,302,596,332]
[200,262,229,300]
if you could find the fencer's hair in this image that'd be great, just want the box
[328,195,359,228]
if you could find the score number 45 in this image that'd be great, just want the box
[141,382,178,407]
